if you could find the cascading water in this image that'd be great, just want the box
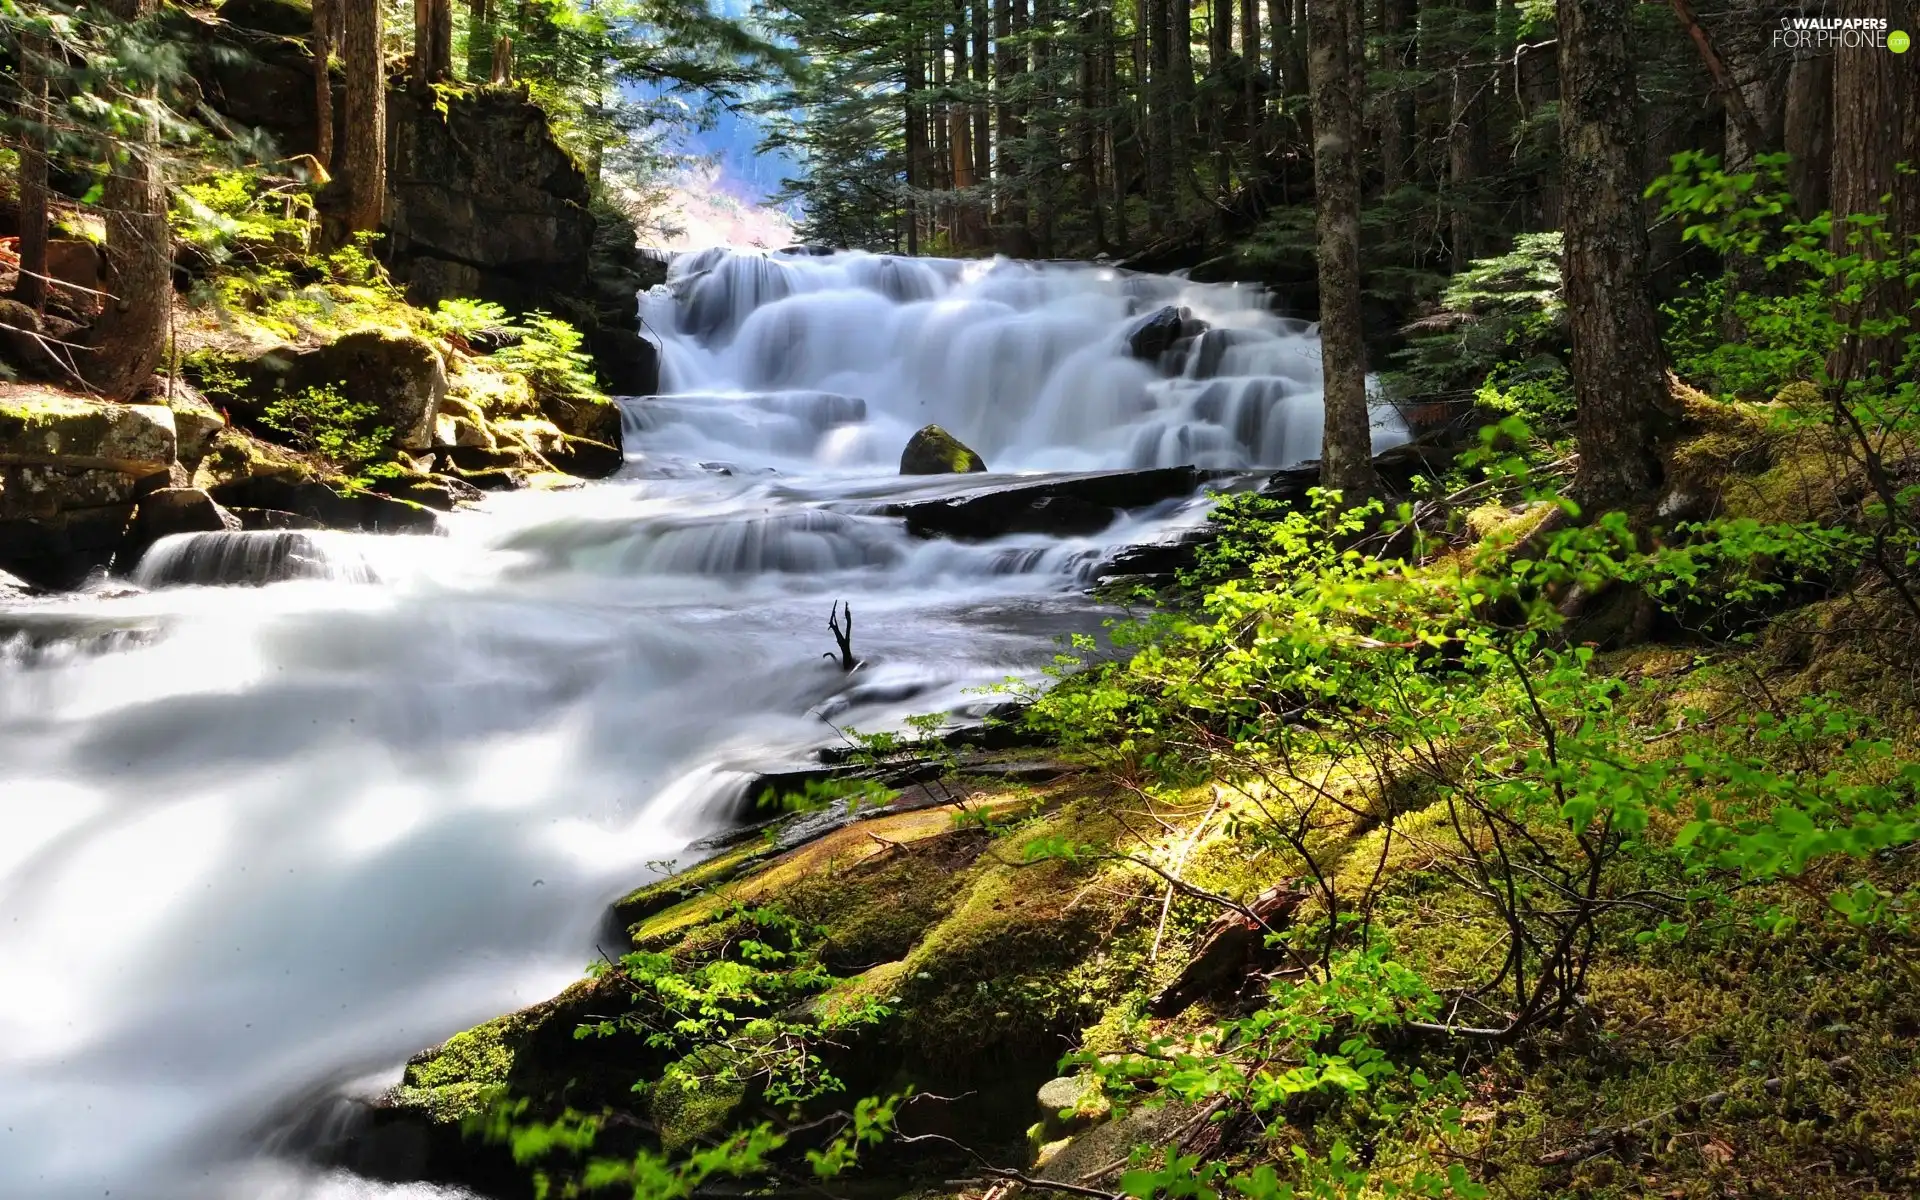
[0,249,1401,1200]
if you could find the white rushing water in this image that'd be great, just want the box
[0,250,1401,1200]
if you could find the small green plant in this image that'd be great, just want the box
[489,310,605,404]
[258,383,394,482]
[429,297,515,341]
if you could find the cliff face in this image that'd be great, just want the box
[383,87,594,316]
[187,0,658,396]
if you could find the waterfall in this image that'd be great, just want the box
[0,249,1393,1200]
[640,249,1406,475]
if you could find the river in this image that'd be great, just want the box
[0,250,1400,1199]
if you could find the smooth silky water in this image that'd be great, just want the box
[0,251,1403,1199]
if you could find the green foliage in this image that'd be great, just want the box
[488,311,606,405]
[429,298,515,341]
[170,167,317,268]
[1388,233,1570,422]
[1651,153,1920,622]
[257,382,396,484]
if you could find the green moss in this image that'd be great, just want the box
[389,1012,532,1123]
[650,1050,749,1153]
[615,844,768,934]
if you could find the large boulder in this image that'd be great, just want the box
[243,332,447,451]
[900,425,987,476]
[1125,304,1209,372]
[0,390,180,586]
[0,392,176,475]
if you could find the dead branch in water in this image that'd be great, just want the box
[824,599,859,671]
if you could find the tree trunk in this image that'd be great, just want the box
[1241,0,1260,148]
[1558,0,1670,510]
[907,40,929,254]
[1828,0,1919,371]
[1171,0,1195,198]
[1009,0,1031,227]
[15,35,50,312]
[996,0,1018,218]
[339,0,387,237]
[465,0,494,81]
[1147,0,1174,227]
[1308,0,1377,502]
[311,0,335,171]
[84,0,170,401]
[1448,0,1492,266]
[415,0,453,85]
[973,0,993,192]
[1782,54,1831,220]
[1377,0,1414,191]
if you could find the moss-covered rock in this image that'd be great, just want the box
[900,424,988,475]
[242,332,448,452]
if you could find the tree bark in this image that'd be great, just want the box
[415,0,453,85]
[1447,0,1492,266]
[84,0,171,401]
[973,0,993,192]
[1828,0,1919,371]
[310,0,335,172]
[14,35,51,312]
[465,0,494,81]
[1377,0,1415,191]
[1147,0,1174,228]
[1308,0,1377,502]
[1782,53,1831,220]
[339,0,387,238]
[906,39,929,254]
[1558,0,1671,510]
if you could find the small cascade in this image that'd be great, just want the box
[133,531,380,588]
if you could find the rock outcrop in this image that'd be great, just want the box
[237,332,448,451]
[117,486,244,571]
[0,391,177,587]
[384,87,591,314]
[899,424,988,475]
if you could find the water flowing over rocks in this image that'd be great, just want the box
[0,247,1416,1199]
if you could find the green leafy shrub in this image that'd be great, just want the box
[429,298,515,341]
[258,383,394,483]
[1388,232,1568,417]
[488,310,605,404]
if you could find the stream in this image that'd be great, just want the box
[0,251,1402,1199]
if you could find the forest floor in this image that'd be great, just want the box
[349,389,1920,1200]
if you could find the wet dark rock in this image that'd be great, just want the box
[231,507,330,532]
[899,424,988,475]
[118,487,242,570]
[889,467,1208,541]
[209,477,440,534]
[545,435,623,480]
[1125,305,1209,371]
